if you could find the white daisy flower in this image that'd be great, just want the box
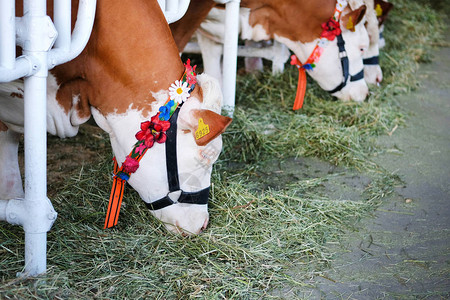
[169,80,190,104]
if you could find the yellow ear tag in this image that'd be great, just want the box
[375,4,383,17]
[346,16,354,31]
[195,118,210,140]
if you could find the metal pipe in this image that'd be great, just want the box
[53,0,71,51]
[0,0,92,278]
[221,0,240,116]
[0,55,39,82]
[23,233,47,276]
[157,0,166,12]
[48,0,96,69]
[20,0,54,277]
[161,0,190,24]
[0,0,16,70]
[167,0,176,12]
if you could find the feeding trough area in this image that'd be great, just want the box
[0,0,447,298]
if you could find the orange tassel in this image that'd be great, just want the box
[104,159,125,229]
[292,67,307,110]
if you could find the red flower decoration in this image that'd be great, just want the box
[122,156,139,173]
[184,59,197,85]
[320,18,341,41]
[135,113,171,148]
[290,54,301,67]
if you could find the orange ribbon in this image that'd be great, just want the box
[293,67,307,110]
[104,158,125,229]
[290,55,309,110]
[104,149,148,229]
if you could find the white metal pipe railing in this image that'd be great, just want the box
[22,0,53,277]
[0,0,96,81]
[0,55,38,82]
[53,0,71,51]
[0,0,96,277]
[157,0,190,24]
[220,0,240,116]
[0,0,16,70]
[47,0,96,69]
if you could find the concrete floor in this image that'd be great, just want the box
[296,29,450,300]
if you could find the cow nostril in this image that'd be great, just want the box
[202,218,209,230]
[198,219,209,234]
[376,76,382,84]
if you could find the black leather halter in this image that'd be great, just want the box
[145,107,210,211]
[327,34,365,94]
[363,55,379,65]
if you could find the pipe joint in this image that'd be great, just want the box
[17,15,57,53]
[4,197,57,233]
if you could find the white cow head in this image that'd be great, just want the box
[374,0,394,49]
[274,5,370,102]
[92,74,231,236]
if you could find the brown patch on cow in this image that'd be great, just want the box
[10,92,23,99]
[242,0,336,43]
[0,121,8,132]
[189,85,204,103]
[169,0,338,53]
[170,0,216,51]
[55,78,93,120]
[191,109,232,146]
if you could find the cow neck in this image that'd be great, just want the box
[241,0,336,43]
[53,0,185,117]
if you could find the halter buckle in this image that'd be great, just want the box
[339,50,348,58]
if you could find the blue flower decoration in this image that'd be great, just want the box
[302,64,314,71]
[116,172,130,181]
[159,105,170,121]
[159,100,175,121]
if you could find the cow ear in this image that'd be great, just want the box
[342,5,366,32]
[190,109,232,146]
[374,0,393,25]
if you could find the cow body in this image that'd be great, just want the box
[0,0,231,235]
[172,0,370,102]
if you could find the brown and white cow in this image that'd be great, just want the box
[171,0,370,103]
[0,0,232,236]
[374,0,394,49]
[358,0,394,84]
[350,0,383,84]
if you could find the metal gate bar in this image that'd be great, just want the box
[0,0,96,277]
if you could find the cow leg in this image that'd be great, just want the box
[244,40,264,74]
[0,126,24,200]
[196,32,224,86]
